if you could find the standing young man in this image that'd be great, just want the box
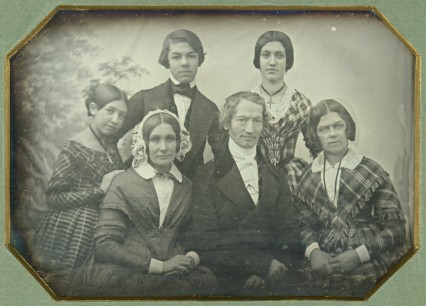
[120,29,225,178]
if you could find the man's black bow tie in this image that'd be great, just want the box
[171,82,194,98]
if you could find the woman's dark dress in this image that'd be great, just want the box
[76,168,216,297]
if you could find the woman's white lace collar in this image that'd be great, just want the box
[312,148,363,173]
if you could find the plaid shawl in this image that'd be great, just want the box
[280,157,308,195]
[296,157,406,258]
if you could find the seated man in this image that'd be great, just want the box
[191,92,302,296]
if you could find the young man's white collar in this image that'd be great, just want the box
[170,74,196,88]
[169,74,195,127]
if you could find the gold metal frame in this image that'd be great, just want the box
[4,4,421,301]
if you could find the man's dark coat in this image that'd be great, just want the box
[190,145,301,284]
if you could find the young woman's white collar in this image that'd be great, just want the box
[312,148,363,173]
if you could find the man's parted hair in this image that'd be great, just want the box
[221,91,269,129]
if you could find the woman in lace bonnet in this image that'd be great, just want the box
[76,109,216,297]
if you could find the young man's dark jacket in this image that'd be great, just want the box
[119,79,225,179]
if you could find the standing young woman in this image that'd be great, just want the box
[33,84,128,293]
[296,99,407,296]
[76,110,216,297]
[252,31,315,194]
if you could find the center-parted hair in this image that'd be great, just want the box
[142,112,182,152]
[85,84,128,116]
[308,99,356,151]
[253,31,294,71]
[221,92,269,129]
[158,29,205,69]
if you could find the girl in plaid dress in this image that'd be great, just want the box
[252,31,315,195]
[33,84,128,294]
[296,99,407,297]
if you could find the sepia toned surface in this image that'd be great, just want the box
[0,1,422,304]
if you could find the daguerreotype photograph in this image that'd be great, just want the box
[5,6,419,300]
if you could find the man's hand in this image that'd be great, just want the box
[268,258,288,280]
[243,275,265,289]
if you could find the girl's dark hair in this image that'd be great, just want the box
[158,29,205,68]
[253,31,294,71]
[85,84,128,116]
[308,99,356,152]
[143,112,181,152]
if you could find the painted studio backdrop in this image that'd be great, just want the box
[9,9,414,269]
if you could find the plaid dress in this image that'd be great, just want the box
[33,140,123,274]
[253,86,313,194]
[296,156,407,296]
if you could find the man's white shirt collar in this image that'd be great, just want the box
[228,138,259,205]
[228,138,257,161]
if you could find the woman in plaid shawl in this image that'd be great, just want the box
[33,84,128,294]
[252,31,316,195]
[296,99,407,297]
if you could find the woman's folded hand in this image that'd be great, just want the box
[310,249,333,276]
[329,250,361,273]
[163,255,194,274]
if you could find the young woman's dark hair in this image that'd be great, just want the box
[85,84,128,116]
[253,31,294,71]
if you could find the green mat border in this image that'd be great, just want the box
[1,1,424,305]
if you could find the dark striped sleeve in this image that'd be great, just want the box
[281,91,313,140]
[46,149,105,209]
[364,178,407,258]
[296,200,320,251]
